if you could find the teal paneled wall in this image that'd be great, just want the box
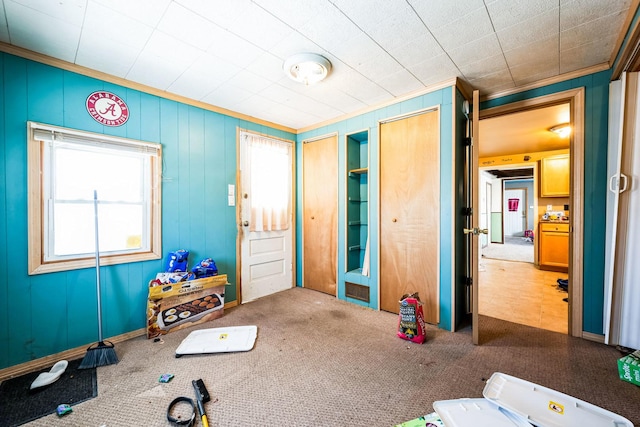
[0,53,7,375]
[0,52,293,369]
[297,86,456,331]
[482,69,612,334]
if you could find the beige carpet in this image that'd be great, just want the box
[482,236,534,263]
[18,287,640,426]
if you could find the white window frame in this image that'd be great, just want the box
[27,121,162,275]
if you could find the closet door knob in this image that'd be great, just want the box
[392,218,397,222]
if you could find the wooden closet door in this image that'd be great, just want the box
[380,111,440,323]
[303,135,338,295]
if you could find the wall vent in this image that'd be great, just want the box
[345,282,369,303]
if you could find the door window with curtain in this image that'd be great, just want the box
[240,132,291,232]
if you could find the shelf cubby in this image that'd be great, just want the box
[345,129,369,275]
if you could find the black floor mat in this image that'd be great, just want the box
[0,358,97,426]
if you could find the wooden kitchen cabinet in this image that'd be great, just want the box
[540,155,570,197]
[539,222,569,272]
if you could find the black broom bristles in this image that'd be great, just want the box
[78,340,118,369]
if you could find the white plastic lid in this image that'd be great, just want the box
[483,372,634,427]
[175,325,258,355]
[433,398,532,427]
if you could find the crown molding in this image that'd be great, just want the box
[0,42,296,134]
[481,63,610,102]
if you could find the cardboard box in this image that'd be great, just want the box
[618,350,640,387]
[146,274,227,339]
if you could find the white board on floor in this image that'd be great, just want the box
[175,325,257,357]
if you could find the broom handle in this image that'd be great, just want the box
[94,190,104,342]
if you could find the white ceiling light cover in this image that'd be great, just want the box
[283,53,332,85]
[549,123,571,138]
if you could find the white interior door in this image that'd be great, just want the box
[239,132,293,303]
[480,182,491,248]
[619,122,640,350]
[604,76,625,344]
[504,189,525,236]
[605,72,640,349]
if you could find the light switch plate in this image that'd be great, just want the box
[228,184,235,206]
[547,204,553,211]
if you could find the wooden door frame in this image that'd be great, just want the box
[479,88,585,338]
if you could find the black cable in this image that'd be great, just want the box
[167,396,196,426]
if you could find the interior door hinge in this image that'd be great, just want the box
[462,207,473,216]
[465,277,472,286]
[463,137,472,146]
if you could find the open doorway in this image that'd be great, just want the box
[480,167,535,264]
[477,101,573,335]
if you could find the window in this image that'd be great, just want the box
[28,122,162,274]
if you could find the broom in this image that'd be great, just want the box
[79,190,118,369]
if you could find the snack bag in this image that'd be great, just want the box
[165,249,189,272]
[397,292,426,344]
[191,258,218,279]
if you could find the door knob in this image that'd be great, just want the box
[243,221,249,226]
[463,227,488,235]
[392,218,397,222]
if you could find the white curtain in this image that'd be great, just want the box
[242,132,292,232]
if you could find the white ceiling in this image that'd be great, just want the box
[0,0,634,130]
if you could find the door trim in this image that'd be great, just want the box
[479,87,585,338]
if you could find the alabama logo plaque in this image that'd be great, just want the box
[86,91,130,126]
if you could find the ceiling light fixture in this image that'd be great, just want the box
[283,53,332,85]
[549,123,571,138]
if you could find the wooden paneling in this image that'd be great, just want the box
[303,135,338,295]
[0,52,295,369]
[380,110,440,323]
